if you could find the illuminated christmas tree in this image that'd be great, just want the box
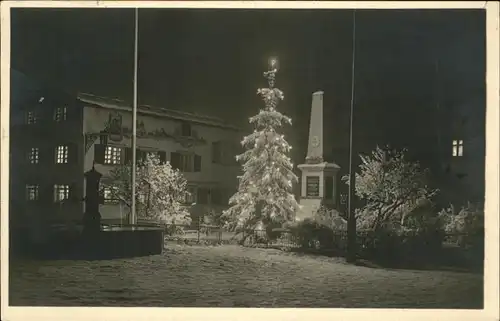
[223,58,300,237]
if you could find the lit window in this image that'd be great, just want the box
[28,147,39,164]
[56,145,69,163]
[26,111,37,124]
[104,146,122,164]
[26,184,39,201]
[54,106,67,122]
[452,140,464,157]
[103,186,119,204]
[54,184,70,202]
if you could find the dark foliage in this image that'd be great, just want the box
[285,219,340,250]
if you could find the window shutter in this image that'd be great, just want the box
[212,142,220,164]
[44,147,53,165]
[198,188,210,204]
[194,154,202,172]
[211,188,221,205]
[124,147,132,165]
[34,147,44,165]
[158,151,167,164]
[136,149,144,163]
[94,144,105,164]
[52,146,57,164]
[68,183,76,202]
[181,122,191,137]
[170,152,180,169]
[69,143,79,165]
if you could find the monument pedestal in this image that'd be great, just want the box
[296,91,341,220]
[297,162,340,220]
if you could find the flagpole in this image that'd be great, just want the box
[130,7,138,225]
[346,9,357,263]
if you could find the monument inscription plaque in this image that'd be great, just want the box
[306,176,320,197]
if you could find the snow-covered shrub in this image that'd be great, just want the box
[107,154,192,225]
[438,202,484,248]
[314,206,347,231]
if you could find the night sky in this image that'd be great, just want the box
[11,8,486,163]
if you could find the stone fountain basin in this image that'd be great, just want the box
[80,225,165,259]
[15,225,165,260]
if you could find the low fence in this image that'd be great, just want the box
[101,219,483,254]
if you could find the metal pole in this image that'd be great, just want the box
[130,7,138,225]
[198,216,201,243]
[346,9,357,263]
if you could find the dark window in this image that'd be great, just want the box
[185,187,197,204]
[212,141,238,166]
[158,151,167,164]
[181,122,192,137]
[212,142,221,163]
[180,154,193,172]
[170,152,181,169]
[194,155,202,172]
[26,111,37,124]
[170,152,200,172]
[54,107,67,122]
[197,188,210,204]
[211,188,222,205]
[124,147,133,164]
[136,149,146,163]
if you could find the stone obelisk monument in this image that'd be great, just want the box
[296,91,341,220]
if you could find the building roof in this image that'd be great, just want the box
[78,92,242,131]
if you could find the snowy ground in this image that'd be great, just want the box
[9,244,482,308]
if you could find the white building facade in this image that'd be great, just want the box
[80,93,243,223]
